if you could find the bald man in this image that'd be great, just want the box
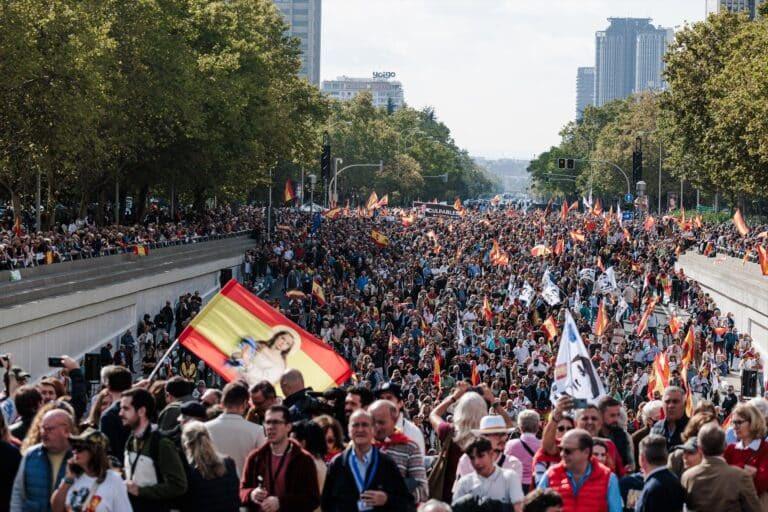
[280,369,320,421]
[11,409,74,511]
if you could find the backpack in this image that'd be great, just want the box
[427,431,453,501]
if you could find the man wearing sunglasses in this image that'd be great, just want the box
[537,429,623,512]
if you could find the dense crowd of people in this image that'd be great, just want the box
[1,201,768,512]
[0,205,262,271]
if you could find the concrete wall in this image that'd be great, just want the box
[676,251,768,353]
[0,254,244,380]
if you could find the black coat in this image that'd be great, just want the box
[322,447,413,512]
[634,467,685,512]
[100,400,130,457]
[181,456,239,512]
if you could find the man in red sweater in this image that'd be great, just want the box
[239,404,319,512]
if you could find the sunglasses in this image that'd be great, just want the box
[557,425,571,432]
[71,444,90,452]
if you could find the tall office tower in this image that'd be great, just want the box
[707,0,765,18]
[595,18,653,106]
[321,75,405,110]
[576,67,595,121]
[274,0,321,85]
[635,28,674,93]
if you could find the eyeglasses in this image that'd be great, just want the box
[731,419,748,427]
[557,425,571,432]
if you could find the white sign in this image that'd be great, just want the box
[550,311,606,404]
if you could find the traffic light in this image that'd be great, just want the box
[320,144,331,181]
[566,159,575,170]
[632,150,642,184]
[558,158,566,169]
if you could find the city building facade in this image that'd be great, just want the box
[576,67,595,121]
[321,75,405,110]
[706,0,765,18]
[274,0,322,85]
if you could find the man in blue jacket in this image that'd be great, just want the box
[11,409,73,512]
[634,434,684,512]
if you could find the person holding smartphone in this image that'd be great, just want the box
[50,430,132,512]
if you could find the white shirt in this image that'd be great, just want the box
[206,413,266,476]
[65,470,132,512]
[453,466,524,505]
[398,414,426,456]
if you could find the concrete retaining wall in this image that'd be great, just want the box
[676,251,768,353]
[0,254,244,380]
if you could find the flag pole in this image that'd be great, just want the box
[147,338,180,383]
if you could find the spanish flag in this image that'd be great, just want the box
[758,246,768,276]
[734,208,750,236]
[569,200,579,211]
[636,297,657,335]
[554,238,565,256]
[286,289,307,300]
[284,179,297,203]
[542,315,558,341]
[323,207,342,220]
[668,315,681,336]
[366,191,379,210]
[179,280,351,390]
[592,198,603,216]
[401,214,414,227]
[569,230,586,243]
[643,216,656,232]
[560,201,568,222]
[371,229,389,247]
[45,251,54,265]
[376,194,389,208]
[454,197,462,211]
[647,352,670,400]
[311,281,326,306]
[12,216,22,237]
[681,325,695,366]
[596,255,605,272]
[594,299,609,336]
[482,296,494,322]
[470,361,480,386]
[134,245,149,256]
[433,356,441,387]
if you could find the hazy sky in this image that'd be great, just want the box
[321,0,705,160]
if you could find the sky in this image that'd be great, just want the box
[321,0,705,160]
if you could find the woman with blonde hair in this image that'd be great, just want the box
[180,420,239,512]
[429,382,489,502]
[724,403,768,504]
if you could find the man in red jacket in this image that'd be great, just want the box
[239,404,319,512]
[537,429,623,512]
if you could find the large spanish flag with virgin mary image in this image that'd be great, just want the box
[179,280,352,392]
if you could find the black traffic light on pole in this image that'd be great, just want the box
[566,159,575,170]
[320,144,331,181]
[558,158,566,169]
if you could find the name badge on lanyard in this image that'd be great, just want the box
[349,448,379,512]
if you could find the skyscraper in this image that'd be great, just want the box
[706,0,765,18]
[274,0,322,85]
[635,28,674,93]
[576,67,595,120]
[594,18,672,106]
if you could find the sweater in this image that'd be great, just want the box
[239,439,319,512]
[724,439,768,496]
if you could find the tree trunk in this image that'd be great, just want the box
[135,183,149,224]
[45,168,54,230]
[79,192,87,220]
[96,188,107,226]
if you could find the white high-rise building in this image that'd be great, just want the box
[274,0,321,85]
[321,75,405,110]
[576,67,595,120]
[635,28,674,93]
[707,0,765,18]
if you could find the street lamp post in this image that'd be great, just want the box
[328,161,384,203]
[308,173,317,233]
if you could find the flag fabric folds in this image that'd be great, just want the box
[283,179,296,203]
[323,207,342,220]
[668,315,681,336]
[366,191,379,210]
[647,353,670,400]
[134,245,149,256]
[682,325,695,366]
[550,311,606,404]
[734,208,750,236]
[636,297,658,335]
[470,361,480,385]
[542,315,558,341]
[179,280,351,391]
[311,281,326,306]
[593,300,608,336]
[482,296,494,322]
[531,245,551,257]
[371,229,390,247]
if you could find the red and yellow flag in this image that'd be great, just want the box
[482,296,494,322]
[323,207,342,220]
[454,197,463,211]
[569,200,579,211]
[179,280,351,390]
[366,191,379,210]
[433,356,441,387]
[594,299,609,336]
[554,238,565,256]
[703,242,714,257]
[376,194,389,208]
[734,208,750,236]
[592,198,603,216]
[569,230,586,243]
[283,179,297,203]
[668,315,681,336]
[542,315,558,341]
[596,255,605,273]
[401,214,414,227]
[311,281,326,306]
[560,201,568,222]
[286,289,307,300]
[490,194,501,206]
[470,361,480,386]
[371,229,389,247]
[682,325,695,366]
[636,297,658,335]
[134,245,149,256]
[758,246,768,276]
[647,352,670,400]
[12,216,22,237]
[388,333,401,352]
[643,216,656,232]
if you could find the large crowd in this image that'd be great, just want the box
[1,201,768,512]
[0,205,262,271]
